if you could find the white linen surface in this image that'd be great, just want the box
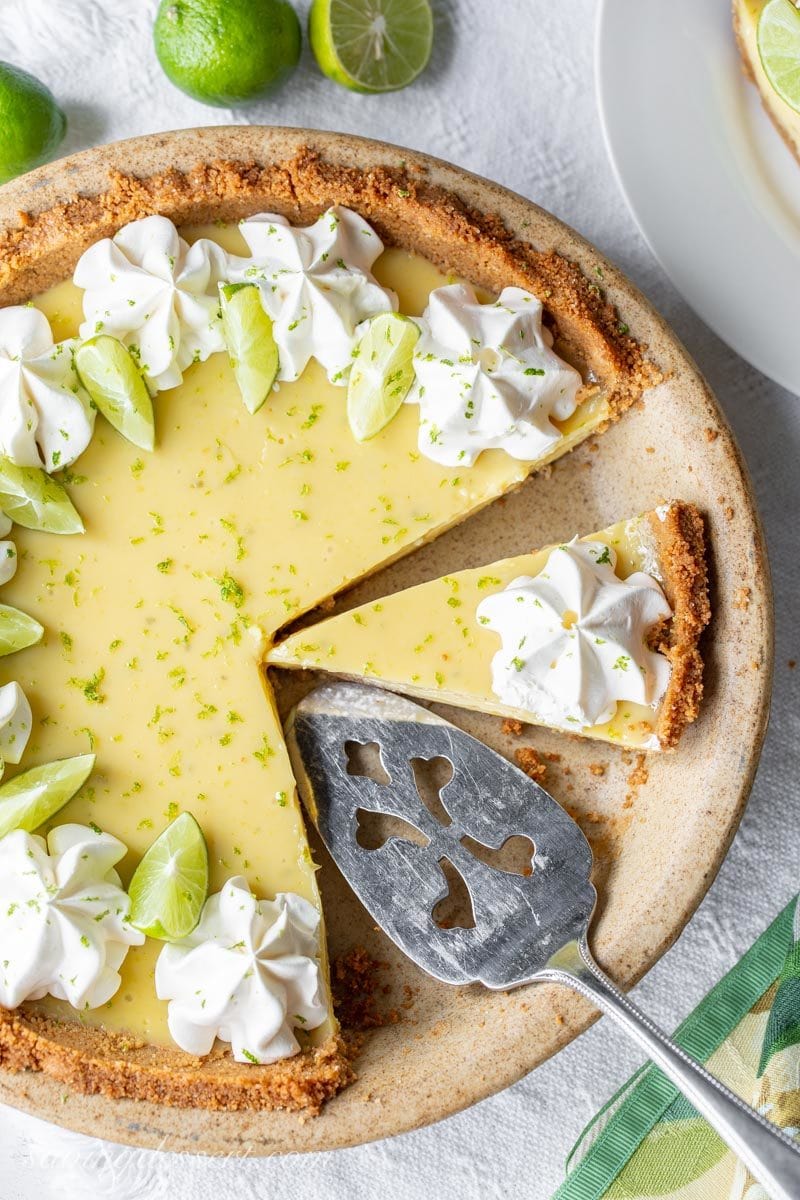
[0,2,797,1196]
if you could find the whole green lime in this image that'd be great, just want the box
[0,63,66,186]
[153,0,302,107]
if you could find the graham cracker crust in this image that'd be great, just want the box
[0,1009,353,1114]
[650,502,711,750]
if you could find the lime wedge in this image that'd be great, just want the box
[128,811,209,941]
[347,312,419,441]
[75,336,155,452]
[0,604,44,657]
[309,0,433,93]
[758,0,800,113]
[219,283,279,414]
[0,753,95,840]
[0,457,84,535]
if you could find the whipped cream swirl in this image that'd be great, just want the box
[232,206,396,385]
[74,216,229,392]
[0,823,144,1010]
[156,876,328,1064]
[0,514,17,586]
[0,681,31,766]
[477,540,671,729]
[0,306,94,473]
[406,283,582,467]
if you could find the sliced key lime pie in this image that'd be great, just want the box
[0,153,699,1112]
[734,0,800,162]
[270,503,709,751]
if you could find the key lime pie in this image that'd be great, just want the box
[270,503,708,751]
[0,152,706,1114]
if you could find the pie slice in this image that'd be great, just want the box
[734,0,800,162]
[0,156,658,1113]
[269,502,709,751]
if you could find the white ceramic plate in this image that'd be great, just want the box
[596,0,800,395]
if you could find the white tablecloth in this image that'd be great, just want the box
[0,1,798,1196]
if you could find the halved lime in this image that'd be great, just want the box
[758,0,800,113]
[347,313,420,441]
[0,753,95,840]
[128,811,209,941]
[0,456,84,534]
[0,604,44,657]
[219,283,279,414]
[75,336,155,452]
[309,0,433,94]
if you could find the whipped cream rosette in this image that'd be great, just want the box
[0,823,144,1010]
[0,513,16,586]
[74,215,229,392]
[0,306,94,473]
[156,875,328,1064]
[0,681,31,765]
[232,206,397,384]
[477,540,672,730]
[406,283,582,467]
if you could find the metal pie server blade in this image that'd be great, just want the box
[285,681,800,1198]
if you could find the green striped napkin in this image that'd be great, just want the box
[555,895,800,1199]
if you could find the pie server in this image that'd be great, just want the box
[286,681,800,1198]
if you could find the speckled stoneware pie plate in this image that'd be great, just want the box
[0,127,772,1155]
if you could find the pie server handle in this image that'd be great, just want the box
[541,937,800,1199]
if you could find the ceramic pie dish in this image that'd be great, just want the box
[0,126,772,1154]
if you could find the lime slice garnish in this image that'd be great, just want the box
[0,753,95,840]
[128,811,209,941]
[219,283,279,414]
[75,336,155,452]
[0,456,84,535]
[758,0,800,113]
[0,604,44,657]
[347,312,420,442]
[309,0,433,93]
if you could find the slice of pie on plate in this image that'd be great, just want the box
[0,147,691,1116]
[269,502,709,752]
[734,0,800,162]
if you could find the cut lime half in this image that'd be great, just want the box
[309,0,433,94]
[75,336,155,452]
[219,283,279,414]
[0,753,95,840]
[348,312,420,442]
[758,0,800,113]
[128,811,209,942]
